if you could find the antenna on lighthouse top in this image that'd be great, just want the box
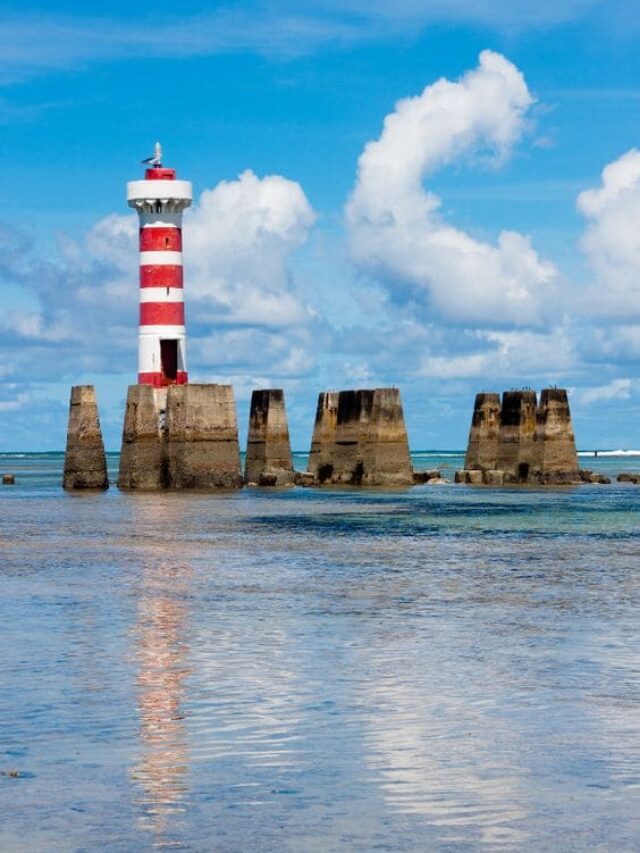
[141,141,162,168]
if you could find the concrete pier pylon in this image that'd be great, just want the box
[165,384,243,489]
[464,392,501,471]
[532,388,579,477]
[244,389,294,486]
[308,391,339,483]
[117,385,165,490]
[308,388,412,486]
[496,390,538,481]
[63,385,109,490]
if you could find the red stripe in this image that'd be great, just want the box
[139,302,185,325]
[144,168,176,181]
[139,227,182,251]
[138,371,188,387]
[140,265,183,288]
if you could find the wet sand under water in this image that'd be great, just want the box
[1,453,639,850]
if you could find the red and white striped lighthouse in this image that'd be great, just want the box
[127,143,192,387]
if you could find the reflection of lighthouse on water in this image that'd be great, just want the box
[129,495,193,846]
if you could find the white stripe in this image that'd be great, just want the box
[140,251,183,266]
[138,335,187,374]
[139,288,184,303]
[139,326,186,337]
[140,213,183,228]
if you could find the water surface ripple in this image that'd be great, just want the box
[0,455,639,850]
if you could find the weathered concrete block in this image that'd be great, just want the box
[483,469,505,486]
[532,388,579,476]
[617,473,640,484]
[307,388,412,486]
[496,390,538,481]
[63,385,109,490]
[165,384,242,489]
[413,469,441,484]
[455,469,483,484]
[244,389,294,486]
[118,385,165,490]
[308,391,339,483]
[294,471,316,487]
[464,392,501,471]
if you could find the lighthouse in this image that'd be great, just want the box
[127,143,192,387]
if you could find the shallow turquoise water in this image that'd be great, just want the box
[1,453,640,850]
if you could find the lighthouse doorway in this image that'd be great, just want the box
[160,339,178,385]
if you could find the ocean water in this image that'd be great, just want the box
[1,452,640,851]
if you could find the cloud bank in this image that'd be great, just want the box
[346,50,558,327]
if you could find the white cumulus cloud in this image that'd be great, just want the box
[577,149,640,317]
[345,50,558,326]
[186,169,316,328]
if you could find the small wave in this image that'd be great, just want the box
[579,450,640,457]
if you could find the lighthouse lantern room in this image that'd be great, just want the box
[127,143,192,387]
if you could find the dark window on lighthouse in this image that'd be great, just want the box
[160,340,178,384]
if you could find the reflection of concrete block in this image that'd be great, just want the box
[308,388,412,486]
[244,390,294,486]
[63,386,109,490]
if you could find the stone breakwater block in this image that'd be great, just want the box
[307,388,413,486]
[2,474,15,485]
[496,390,538,481]
[118,385,165,490]
[63,386,109,490]
[578,469,610,484]
[413,470,442,484]
[244,389,294,486]
[455,470,483,485]
[166,384,243,489]
[533,388,579,476]
[483,469,504,486]
[308,391,339,482]
[464,392,501,471]
[617,473,640,484]
[294,471,316,487]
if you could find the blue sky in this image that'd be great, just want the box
[1,0,640,451]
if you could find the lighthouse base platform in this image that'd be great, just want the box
[118,383,243,490]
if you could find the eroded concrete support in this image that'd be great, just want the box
[464,392,501,471]
[166,384,242,489]
[532,388,580,478]
[496,390,538,482]
[118,385,165,490]
[244,389,294,486]
[307,391,339,483]
[461,387,582,485]
[63,385,109,490]
[307,388,412,486]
